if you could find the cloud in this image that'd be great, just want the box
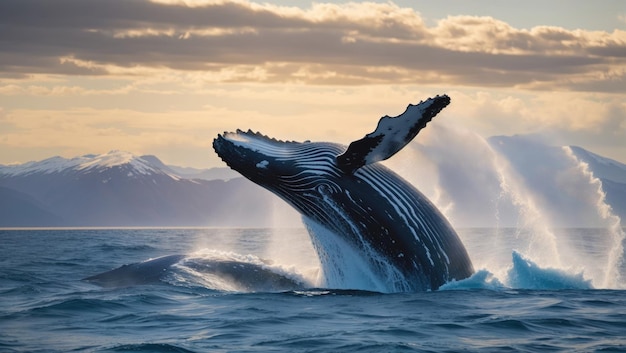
[1,0,624,92]
[1,1,625,167]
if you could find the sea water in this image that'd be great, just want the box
[1,228,626,352]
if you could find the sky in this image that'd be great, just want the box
[0,0,625,168]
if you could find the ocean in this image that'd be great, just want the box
[1,228,625,352]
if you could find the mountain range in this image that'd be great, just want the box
[0,151,288,227]
[1,140,625,228]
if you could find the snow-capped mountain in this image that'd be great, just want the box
[2,151,149,176]
[0,151,284,227]
[0,151,238,181]
[568,146,626,184]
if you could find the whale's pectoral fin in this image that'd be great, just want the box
[336,95,450,174]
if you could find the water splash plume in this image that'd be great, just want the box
[389,124,625,289]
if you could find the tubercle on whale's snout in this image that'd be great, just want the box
[212,133,235,169]
[212,131,251,167]
[212,134,224,156]
[212,130,275,171]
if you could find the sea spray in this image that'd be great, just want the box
[390,124,623,289]
[506,251,593,289]
[393,125,563,273]
[562,146,625,288]
[489,142,562,269]
[263,226,321,286]
[302,217,409,292]
[440,251,593,290]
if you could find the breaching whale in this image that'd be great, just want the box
[213,95,474,292]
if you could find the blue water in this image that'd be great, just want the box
[1,228,626,352]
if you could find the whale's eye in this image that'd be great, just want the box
[317,183,339,194]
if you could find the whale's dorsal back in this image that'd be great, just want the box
[336,95,450,174]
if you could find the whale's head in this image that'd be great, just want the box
[213,130,345,198]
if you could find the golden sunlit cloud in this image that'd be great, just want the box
[1,0,624,89]
[0,0,624,166]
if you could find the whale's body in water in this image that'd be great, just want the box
[84,255,306,291]
[213,95,474,291]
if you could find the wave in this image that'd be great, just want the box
[507,250,593,289]
[441,251,593,291]
[85,248,599,293]
[103,343,197,353]
[439,270,505,291]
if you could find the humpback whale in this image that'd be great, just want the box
[213,95,474,292]
[84,255,306,291]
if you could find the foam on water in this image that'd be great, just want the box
[439,270,505,291]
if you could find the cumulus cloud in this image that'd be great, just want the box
[0,0,624,91]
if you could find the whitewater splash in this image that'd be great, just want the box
[177,240,603,292]
[440,251,593,291]
[302,217,406,292]
[561,146,625,288]
[386,124,625,290]
[86,228,620,292]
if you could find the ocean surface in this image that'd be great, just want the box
[1,227,626,352]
